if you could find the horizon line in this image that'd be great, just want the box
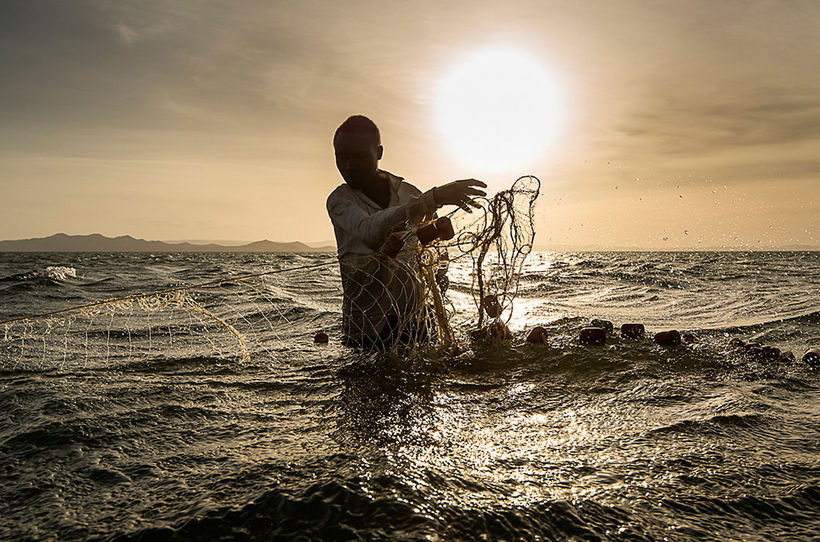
[0,232,817,252]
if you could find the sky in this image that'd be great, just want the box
[1,0,818,249]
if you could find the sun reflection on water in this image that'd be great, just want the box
[353,379,683,512]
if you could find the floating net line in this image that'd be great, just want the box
[1,176,539,370]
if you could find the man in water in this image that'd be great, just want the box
[327,115,486,347]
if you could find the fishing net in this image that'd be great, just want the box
[0,176,539,369]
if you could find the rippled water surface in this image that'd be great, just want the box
[1,252,818,540]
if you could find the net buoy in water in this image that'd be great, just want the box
[621,323,645,339]
[654,330,681,347]
[760,345,781,361]
[781,350,796,362]
[590,319,613,335]
[472,320,512,342]
[481,294,502,319]
[801,347,819,367]
[526,326,548,344]
[580,327,606,345]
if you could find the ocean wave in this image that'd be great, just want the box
[3,419,101,449]
[112,355,241,374]
[105,482,667,541]
[583,269,688,290]
[111,485,820,541]
[2,251,818,542]
[0,266,79,285]
[111,479,432,541]
[81,326,196,341]
[518,271,560,282]
[649,413,769,437]
[659,485,820,539]
[571,258,607,269]
[716,309,820,333]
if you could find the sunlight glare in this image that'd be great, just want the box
[436,49,562,173]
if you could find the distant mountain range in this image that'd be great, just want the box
[0,233,335,253]
[0,233,815,253]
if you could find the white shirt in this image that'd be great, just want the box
[326,170,437,345]
[326,170,436,259]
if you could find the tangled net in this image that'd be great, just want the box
[0,176,539,369]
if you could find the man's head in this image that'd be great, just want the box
[333,115,383,189]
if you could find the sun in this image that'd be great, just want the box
[435,48,562,173]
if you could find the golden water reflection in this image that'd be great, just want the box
[346,378,701,512]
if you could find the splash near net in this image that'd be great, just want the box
[1,176,540,369]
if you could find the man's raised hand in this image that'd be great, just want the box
[433,179,487,213]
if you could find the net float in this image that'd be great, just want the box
[580,326,606,345]
[760,345,781,361]
[801,347,819,367]
[526,326,548,344]
[481,294,502,319]
[415,222,440,245]
[313,332,329,344]
[381,232,405,258]
[621,323,645,339]
[434,216,455,241]
[590,319,613,335]
[781,350,795,362]
[471,320,513,341]
[747,344,765,357]
[653,330,681,347]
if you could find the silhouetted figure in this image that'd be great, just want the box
[327,115,485,347]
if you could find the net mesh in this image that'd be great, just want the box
[1,176,540,369]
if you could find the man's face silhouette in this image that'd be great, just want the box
[334,132,383,190]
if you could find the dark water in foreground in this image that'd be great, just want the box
[1,252,818,541]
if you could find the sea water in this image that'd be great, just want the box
[0,251,818,540]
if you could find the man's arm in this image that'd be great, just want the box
[327,179,486,253]
[326,192,436,251]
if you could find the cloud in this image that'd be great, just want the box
[604,82,820,190]
[1,0,817,246]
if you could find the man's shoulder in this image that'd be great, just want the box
[383,171,421,197]
[328,183,353,197]
[327,184,354,206]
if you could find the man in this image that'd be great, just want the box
[327,115,486,347]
